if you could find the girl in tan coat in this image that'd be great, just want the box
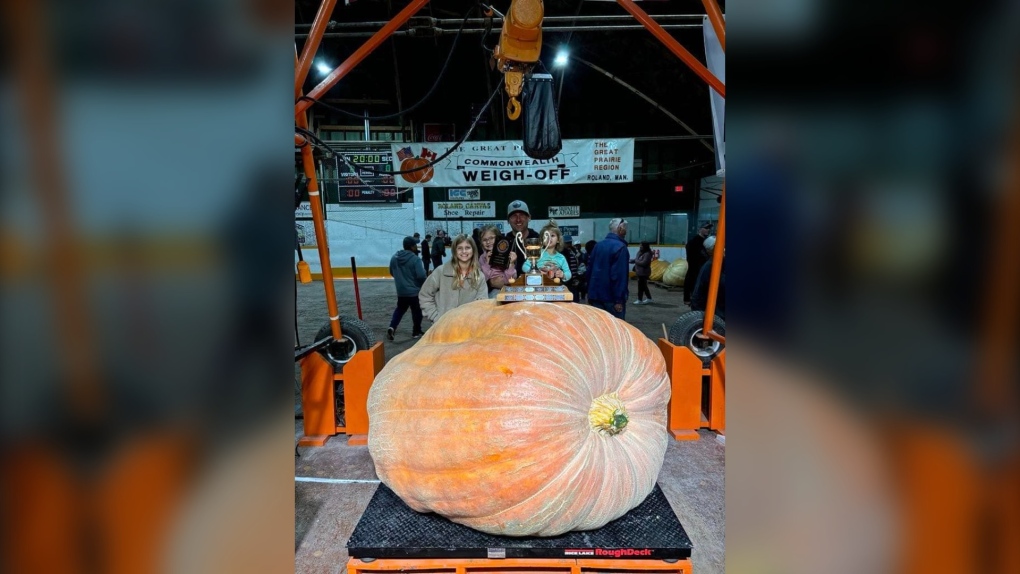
[419,234,488,322]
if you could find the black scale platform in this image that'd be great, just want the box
[347,484,692,560]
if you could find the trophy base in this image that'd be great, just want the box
[496,275,574,303]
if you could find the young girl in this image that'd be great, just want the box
[477,224,518,298]
[419,234,488,322]
[522,220,571,282]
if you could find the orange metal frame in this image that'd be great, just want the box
[294,0,430,341]
[299,342,385,447]
[294,0,726,342]
[658,340,725,439]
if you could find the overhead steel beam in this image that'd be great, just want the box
[295,0,338,94]
[295,0,431,117]
[296,24,700,39]
[294,14,707,28]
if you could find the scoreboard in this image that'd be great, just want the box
[333,149,399,203]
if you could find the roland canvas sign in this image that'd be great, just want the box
[391,139,634,187]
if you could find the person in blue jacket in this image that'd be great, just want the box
[584,218,630,320]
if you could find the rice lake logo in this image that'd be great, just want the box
[563,548,653,558]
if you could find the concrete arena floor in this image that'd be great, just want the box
[294,278,724,574]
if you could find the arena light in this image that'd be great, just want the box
[316,62,332,75]
[553,50,569,67]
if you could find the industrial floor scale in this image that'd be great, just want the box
[346,484,694,574]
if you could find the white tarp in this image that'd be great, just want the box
[391,139,634,187]
[703,16,725,173]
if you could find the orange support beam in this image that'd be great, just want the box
[295,0,338,93]
[296,109,344,340]
[703,185,725,335]
[701,0,725,52]
[614,0,725,98]
[295,0,431,117]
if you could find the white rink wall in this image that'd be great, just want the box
[295,191,690,275]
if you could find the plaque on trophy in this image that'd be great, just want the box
[489,237,513,271]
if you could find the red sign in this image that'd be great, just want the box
[424,123,456,142]
[674,185,684,192]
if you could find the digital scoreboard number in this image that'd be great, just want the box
[335,150,399,203]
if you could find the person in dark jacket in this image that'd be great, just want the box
[585,218,630,320]
[684,222,712,304]
[630,241,653,305]
[421,234,432,274]
[504,199,540,276]
[388,236,427,340]
[430,230,446,271]
[691,236,724,318]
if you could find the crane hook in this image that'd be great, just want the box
[507,97,521,120]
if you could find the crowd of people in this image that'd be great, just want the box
[384,199,724,339]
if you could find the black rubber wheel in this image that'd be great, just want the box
[315,317,377,369]
[668,311,725,367]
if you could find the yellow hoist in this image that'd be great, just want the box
[490,0,543,120]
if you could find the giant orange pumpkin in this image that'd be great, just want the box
[367,299,670,537]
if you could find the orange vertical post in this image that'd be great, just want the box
[703,185,725,335]
[296,109,345,339]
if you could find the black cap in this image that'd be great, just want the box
[403,237,417,250]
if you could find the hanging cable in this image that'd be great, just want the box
[332,83,501,176]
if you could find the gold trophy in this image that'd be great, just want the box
[495,232,573,303]
[524,237,543,283]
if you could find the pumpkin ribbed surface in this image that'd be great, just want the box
[367,299,670,537]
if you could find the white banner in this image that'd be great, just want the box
[392,139,634,187]
[703,16,726,173]
[433,201,496,218]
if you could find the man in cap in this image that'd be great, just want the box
[504,199,540,276]
[683,222,713,305]
[387,236,426,340]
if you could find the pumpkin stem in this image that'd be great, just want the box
[589,393,629,436]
